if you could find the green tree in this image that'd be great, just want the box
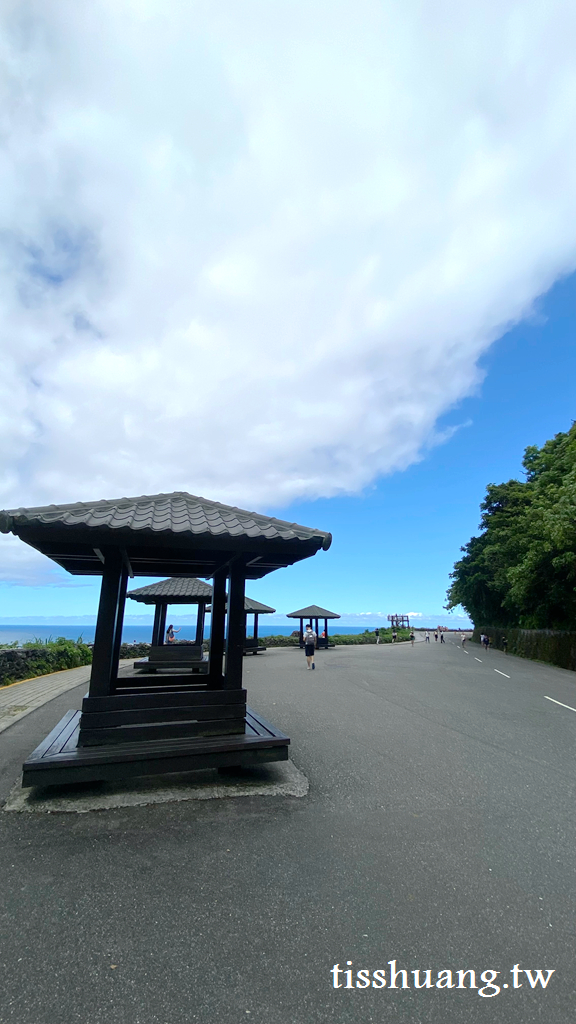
[446,424,576,629]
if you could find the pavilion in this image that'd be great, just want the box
[128,576,212,646]
[242,597,276,653]
[126,578,275,654]
[0,491,331,787]
[286,604,340,649]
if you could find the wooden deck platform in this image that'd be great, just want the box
[22,706,289,788]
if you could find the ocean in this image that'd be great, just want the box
[0,623,376,647]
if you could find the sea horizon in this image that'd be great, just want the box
[0,622,407,646]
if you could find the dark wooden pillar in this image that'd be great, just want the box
[151,603,163,645]
[111,566,128,684]
[225,562,245,689]
[315,618,319,646]
[208,567,227,688]
[299,618,304,647]
[324,617,328,641]
[89,550,124,698]
[254,613,259,642]
[158,602,167,645]
[195,602,206,645]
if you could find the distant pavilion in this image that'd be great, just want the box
[286,604,340,648]
[128,577,212,645]
[127,578,275,652]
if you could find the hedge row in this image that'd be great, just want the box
[258,629,413,647]
[473,627,576,672]
[0,639,93,687]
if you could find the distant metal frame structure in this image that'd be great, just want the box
[387,614,410,629]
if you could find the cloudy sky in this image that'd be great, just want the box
[1,0,575,618]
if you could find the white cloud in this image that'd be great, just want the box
[1,0,576,582]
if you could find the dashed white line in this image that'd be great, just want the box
[494,669,510,678]
[544,695,576,714]
[474,657,482,663]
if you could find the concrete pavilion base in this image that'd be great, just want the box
[5,759,308,813]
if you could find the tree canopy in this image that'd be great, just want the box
[446,424,576,629]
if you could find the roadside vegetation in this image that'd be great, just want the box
[446,423,576,630]
[0,636,92,687]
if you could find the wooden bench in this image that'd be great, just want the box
[134,645,207,673]
[22,702,289,787]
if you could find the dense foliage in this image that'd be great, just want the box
[446,424,576,628]
[0,637,92,686]
[471,626,576,671]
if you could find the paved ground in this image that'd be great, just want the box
[0,660,134,735]
[0,639,574,1023]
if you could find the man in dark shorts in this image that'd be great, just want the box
[303,623,317,670]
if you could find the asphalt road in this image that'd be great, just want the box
[0,638,574,1024]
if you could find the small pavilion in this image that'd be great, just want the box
[243,597,276,653]
[286,604,340,648]
[128,577,213,646]
[0,491,331,787]
[126,578,275,653]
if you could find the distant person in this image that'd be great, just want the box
[392,630,397,643]
[410,631,415,646]
[166,624,180,643]
[440,632,445,644]
[375,628,380,645]
[461,633,466,646]
[304,623,317,670]
[434,631,438,642]
[502,636,508,654]
[425,631,430,643]
[480,633,485,646]
[483,634,490,651]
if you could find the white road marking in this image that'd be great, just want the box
[463,650,469,654]
[544,695,576,714]
[474,657,482,662]
[494,669,510,678]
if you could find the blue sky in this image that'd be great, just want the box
[1,3,575,628]
[1,272,573,628]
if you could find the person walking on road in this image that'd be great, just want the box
[410,630,415,647]
[483,634,490,651]
[304,623,317,670]
[461,633,466,646]
[392,630,397,643]
[434,631,438,642]
[502,636,508,654]
[440,632,445,644]
[425,631,430,643]
[375,628,380,645]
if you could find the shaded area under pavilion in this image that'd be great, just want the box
[0,491,331,787]
[286,604,341,648]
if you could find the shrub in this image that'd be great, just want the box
[0,637,93,687]
[473,626,576,672]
